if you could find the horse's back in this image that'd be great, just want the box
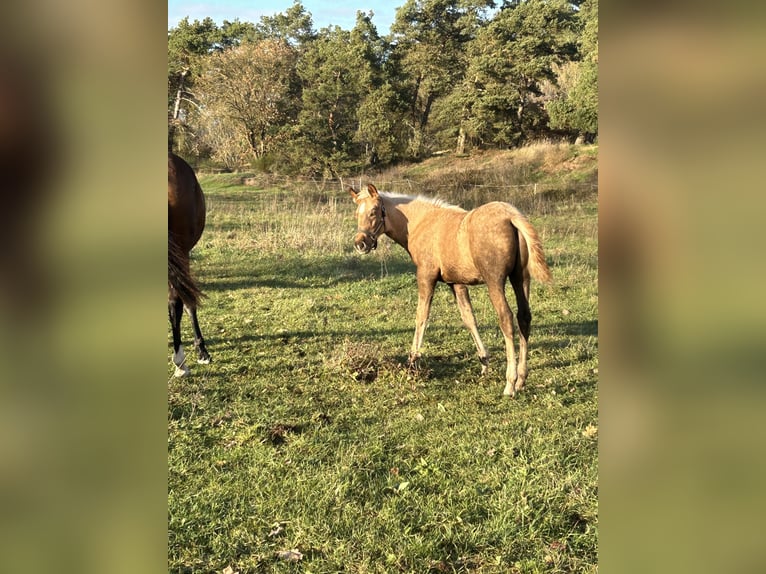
[168,153,206,251]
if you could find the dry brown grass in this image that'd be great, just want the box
[365,141,597,212]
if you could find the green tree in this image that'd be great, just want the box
[291,19,384,176]
[350,12,406,167]
[254,0,316,47]
[545,0,598,139]
[457,0,577,149]
[217,19,258,49]
[389,0,495,157]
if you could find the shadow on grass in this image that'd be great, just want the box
[208,325,413,349]
[199,255,415,291]
[199,319,595,377]
[538,319,598,337]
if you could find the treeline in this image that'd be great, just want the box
[168,0,597,176]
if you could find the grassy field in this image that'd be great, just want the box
[168,144,598,573]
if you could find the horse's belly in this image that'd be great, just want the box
[435,226,481,283]
[441,262,482,285]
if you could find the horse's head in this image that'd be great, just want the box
[348,183,386,254]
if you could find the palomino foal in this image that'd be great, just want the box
[349,183,552,396]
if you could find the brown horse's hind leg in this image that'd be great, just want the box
[486,279,519,396]
[169,296,189,377]
[450,284,489,375]
[509,269,532,391]
[185,305,211,364]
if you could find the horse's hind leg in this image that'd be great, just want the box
[185,305,211,364]
[450,284,489,375]
[509,268,532,391]
[169,296,189,377]
[486,279,519,396]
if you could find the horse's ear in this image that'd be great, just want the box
[367,183,379,198]
[347,186,359,202]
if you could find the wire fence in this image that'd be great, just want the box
[239,174,597,212]
[196,168,598,215]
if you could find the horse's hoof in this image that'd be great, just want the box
[503,382,516,397]
[197,357,211,364]
[174,365,190,377]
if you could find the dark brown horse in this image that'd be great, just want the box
[168,153,210,376]
[349,183,552,396]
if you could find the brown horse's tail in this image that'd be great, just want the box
[168,234,202,307]
[508,206,553,284]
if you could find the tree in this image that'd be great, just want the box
[254,0,316,47]
[452,0,578,148]
[168,17,220,152]
[192,40,299,167]
[350,11,407,167]
[217,19,258,49]
[389,0,495,157]
[291,20,384,176]
[545,0,598,139]
[168,17,263,154]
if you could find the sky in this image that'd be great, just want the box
[168,1,399,35]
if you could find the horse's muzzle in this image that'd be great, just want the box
[354,232,377,253]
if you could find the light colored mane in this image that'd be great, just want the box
[379,191,464,212]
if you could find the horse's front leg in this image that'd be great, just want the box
[408,275,436,371]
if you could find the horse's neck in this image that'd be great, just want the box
[383,197,433,249]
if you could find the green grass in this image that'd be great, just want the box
[168,166,598,573]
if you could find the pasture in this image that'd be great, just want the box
[168,148,598,573]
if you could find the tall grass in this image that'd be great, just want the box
[169,144,598,573]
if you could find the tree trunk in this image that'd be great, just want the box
[456,125,466,155]
[172,69,188,121]
[247,129,261,158]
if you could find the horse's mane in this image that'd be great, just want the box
[379,191,464,212]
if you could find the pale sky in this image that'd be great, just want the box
[168,0,399,35]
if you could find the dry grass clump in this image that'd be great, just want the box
[325,338,395,383]
[515,140,572,169]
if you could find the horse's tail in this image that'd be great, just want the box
[168,235,202,308]
[508,206,553,284]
